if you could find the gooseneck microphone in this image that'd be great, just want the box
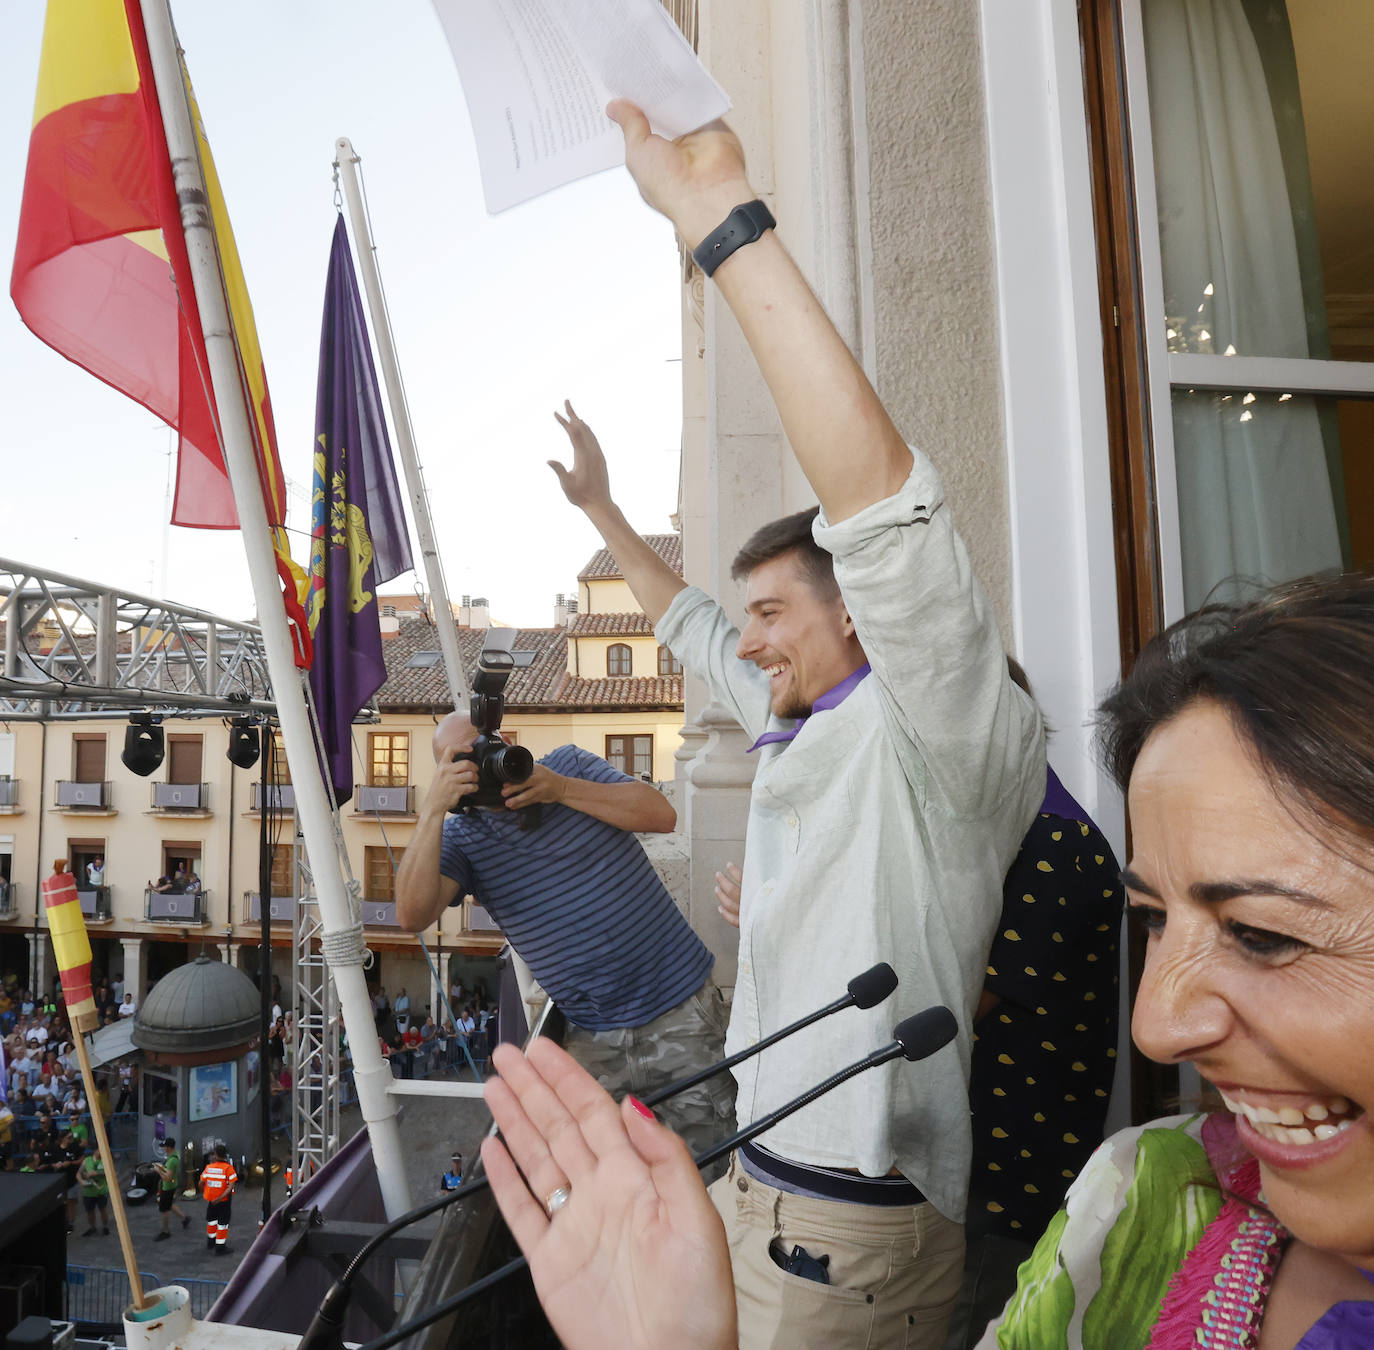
[642,961,899,1109]
[299,964,900,1350]
[354,1006,959,1350]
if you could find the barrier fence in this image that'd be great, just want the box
[65,1265,228,1326]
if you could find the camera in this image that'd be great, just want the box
[453,630,536,814]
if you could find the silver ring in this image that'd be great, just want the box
[543,1185,571,1217]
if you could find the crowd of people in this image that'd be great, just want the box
[367,982,499,1081]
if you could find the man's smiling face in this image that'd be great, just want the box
[735,550,862,719]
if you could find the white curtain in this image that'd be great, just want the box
[1144,0,1341,608]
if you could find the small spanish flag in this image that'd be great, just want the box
[42,869,97,1033]
[10,0,310,664]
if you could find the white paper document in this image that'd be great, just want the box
[432,0,730,213]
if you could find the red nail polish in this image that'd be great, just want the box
[628,1096,655,1120]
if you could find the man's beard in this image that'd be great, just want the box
[773,686,812,721]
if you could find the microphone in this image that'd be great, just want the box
[353,1006,959,1350]
[641,961,898,1109]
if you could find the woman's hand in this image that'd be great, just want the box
[714,862,743,928]
[482,1039,737,1350]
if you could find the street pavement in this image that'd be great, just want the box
[65,1076,495,1290]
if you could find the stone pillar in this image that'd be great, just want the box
[217,943,232,965]
[120,937,144,1005]
[26,932,49,1000]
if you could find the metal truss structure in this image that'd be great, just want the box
[291,825,342,1183]
[0,557,274,719]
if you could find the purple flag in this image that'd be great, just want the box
[306,216,413,805]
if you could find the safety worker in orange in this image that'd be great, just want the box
[200,1143,238,1253]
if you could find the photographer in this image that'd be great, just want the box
[395,716,735,1159]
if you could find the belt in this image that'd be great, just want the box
[739,1142,926,1208]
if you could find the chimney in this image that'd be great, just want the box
[553,593,578,628]
[380,614,401,638]
[458,593,472,627]
[470,597,490,629]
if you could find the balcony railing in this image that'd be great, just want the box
[361,900,399,927]
[251,782,296,812]
[55,780,111,809]
[356,784,414,815]
[0,777,17,809]
[0,882,18,920]
[78,885,112,922]
[145,887,207,924]
[151,781,209,811]
[246,892,294,923]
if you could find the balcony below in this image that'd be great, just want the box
[55,780,114,812]
[355,784,415,815]
[246,892,294,923]
[250,782,296,812]
[144,887,207,924]
[78,884,113,923]
[151,780,210,814]
[0,777,19,813]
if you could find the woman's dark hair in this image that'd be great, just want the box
[1099,572,1374,838]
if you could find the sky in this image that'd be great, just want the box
[0,3,685,628]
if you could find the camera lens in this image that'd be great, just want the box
[487,744,534,784]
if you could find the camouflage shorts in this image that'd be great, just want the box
[563,980,737,1171]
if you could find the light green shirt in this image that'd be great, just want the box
[657,454,1045,1221]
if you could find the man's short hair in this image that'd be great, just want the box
[730,507,838,599]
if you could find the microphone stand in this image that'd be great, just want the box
[354,1007,957,1350]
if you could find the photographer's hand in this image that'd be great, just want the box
[428,747,481,814]
[500,764,568,810]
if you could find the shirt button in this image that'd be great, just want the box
[786,815,798,829]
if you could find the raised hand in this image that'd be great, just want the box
[549,401,614,515]
[606,101,751,251]
[481,1039,737,1350]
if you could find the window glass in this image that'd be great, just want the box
[605,735,653,779]
[364,845,404,901]
[657,644,682,675]
[607,643,632,676]
[369,732,410,787]
[1145,0,1374,364]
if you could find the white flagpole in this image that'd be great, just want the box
[140,0,412,1219]
[333,138,468,705]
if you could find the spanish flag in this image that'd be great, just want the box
[10,0,310,663]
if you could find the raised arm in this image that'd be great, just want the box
[607,104,911,525]
[549,402,686,624]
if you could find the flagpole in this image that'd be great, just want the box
[333,139,468,704]
[139,0,412,1221]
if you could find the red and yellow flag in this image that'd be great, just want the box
[10,0,310,663]
[41,870,97,1033]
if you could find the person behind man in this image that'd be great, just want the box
[543,101,1044,1348]
[86,856,104,887]
[151,1136,189,1239]
[200,1143,237,1252]
[393,986,411,1034]
[395,723,736,1158]
[117,993,136,1019]
[440,1152,463,1193]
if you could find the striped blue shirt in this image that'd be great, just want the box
[438,745,712,1031]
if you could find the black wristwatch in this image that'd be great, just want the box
[692,199,776,278]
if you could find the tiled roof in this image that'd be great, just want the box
[578,534,681,581]
[376,618,682,712]
[567,612,656,637]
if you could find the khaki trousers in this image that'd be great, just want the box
[710,1154,965,1350]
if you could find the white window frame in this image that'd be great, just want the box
[1118,0,1374,625]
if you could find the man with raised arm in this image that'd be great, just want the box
[545,103,1046,1350]
[394,715,735,1159]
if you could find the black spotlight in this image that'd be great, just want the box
[226,717,261,770]
[121,713,165,777]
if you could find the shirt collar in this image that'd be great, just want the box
[748,663,872,752]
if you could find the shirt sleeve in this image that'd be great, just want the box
[546,745,634,786]
[437,819,475,899]
[814,451,1044,818]
[655,588,776,745]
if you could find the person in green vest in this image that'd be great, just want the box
[78,1143,109,1236]
[152,1136,190,1239]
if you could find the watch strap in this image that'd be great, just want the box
[692,199,776,278]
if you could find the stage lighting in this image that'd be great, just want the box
[121,714,165,777]
[226,717,261,770]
